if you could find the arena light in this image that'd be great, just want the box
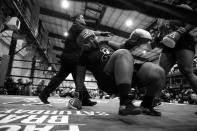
[142,50,147,54]
[48,66,52,71]
[64,32,68,37]
[125,19,133,27]
[61,0,69,9]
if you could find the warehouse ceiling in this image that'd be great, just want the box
[38,0,197,63]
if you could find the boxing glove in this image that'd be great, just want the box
[77,29,99,51]
[77,29,95,45]
[161,4,193,48]
[161,27,186,48]
[129,28,152,42]
[83,37,99,51]
[124,28,152,50]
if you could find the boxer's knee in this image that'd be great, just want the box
[113,49,134,62]
[151,66,165,82]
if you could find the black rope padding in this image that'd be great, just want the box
[72,0,197,26]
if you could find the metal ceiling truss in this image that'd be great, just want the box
[2,0,52,65]
[83,2,107,30]
[48,32,67,40]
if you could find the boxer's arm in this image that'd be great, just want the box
[177,24,195,34]
[161,24,195,48]
[161,5,196,48]
[107,40,124,50]
[94,31,113,37]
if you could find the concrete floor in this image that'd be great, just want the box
[0,95,197,131]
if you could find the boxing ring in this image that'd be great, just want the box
[0,95,197,131]
[1,0,197,130]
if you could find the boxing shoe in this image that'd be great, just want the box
[82,99,97,106]
[141,106,161,116]
[119,101,142,116]
[39,94,50,104]
[140,95,161,116]
[141,101,161,116]
[82,90,97,106]
[74,90,97,106]
[68,98,82,110]
[153,98,162,107]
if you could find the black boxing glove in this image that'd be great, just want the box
[161,4,194,48]
[77,29,95,45]
[83,37,99,51]
[161,26,193,48]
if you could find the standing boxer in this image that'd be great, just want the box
[39,14,111,106]
[157,4,197,114]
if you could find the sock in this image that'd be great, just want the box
[141,95,154,108]
[74,90,83,101]
[117,83,131,105]
[82,91,91,102]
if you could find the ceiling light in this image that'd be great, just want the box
[48,66,52,71]
[64,32,68,37]
[142,50,146,54]
[125,19,133,27]
[61,0,69,9]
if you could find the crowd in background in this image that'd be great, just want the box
[0,77,32,95]
[159,88,197,104]
[0,76,197,105]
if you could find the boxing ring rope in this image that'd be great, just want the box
[9,74,97,83]
[9,58,97,85]
[72,0,197,26]
[0,58,97,95]
[13,58,60,65]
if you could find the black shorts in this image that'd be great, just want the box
[132,63,145,88]
[162,33,196,53]
[96,63,145,95]
[97,71,118,95]
[134,63,143,72]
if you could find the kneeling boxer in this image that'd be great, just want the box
[74,28,165,116]
[107,29,165,116]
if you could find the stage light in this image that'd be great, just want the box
[142,50,146,54]
[64,32,68,37]
[125,19,133,27]
[61,0,69,9]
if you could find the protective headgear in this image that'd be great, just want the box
[178,4,192,10]
[124,28,152,50]
[129,28,152,42]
